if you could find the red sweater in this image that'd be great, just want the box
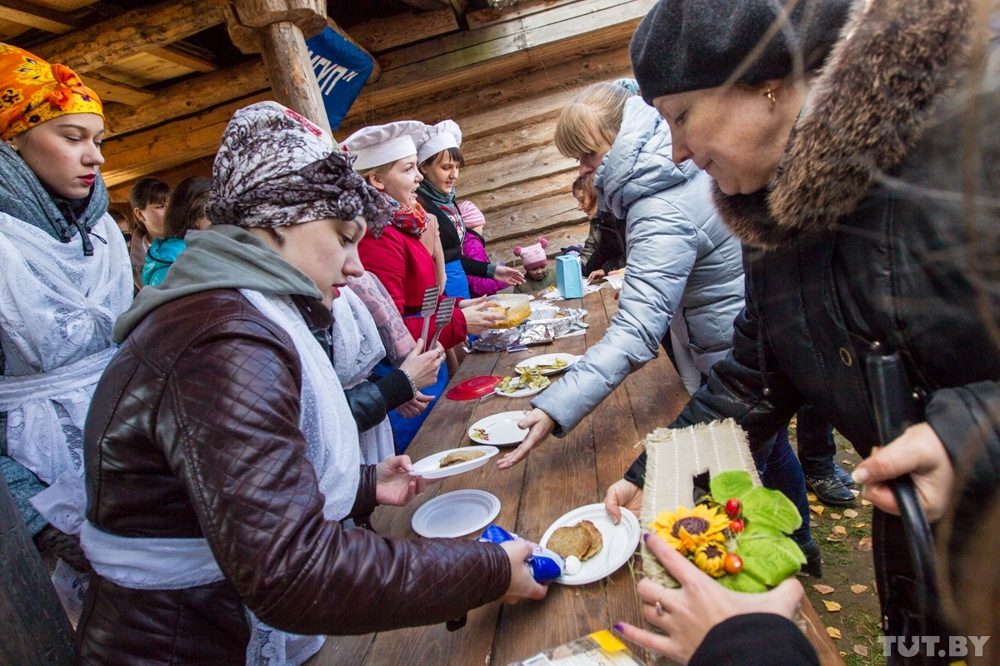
[358,225,467,350]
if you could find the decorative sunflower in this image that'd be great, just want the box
[650,504,729,555]
[693,542,728,578]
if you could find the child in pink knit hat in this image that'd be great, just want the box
[459,200,510,298]
[513,238,556,294]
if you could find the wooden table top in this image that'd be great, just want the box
[306,289,844,666]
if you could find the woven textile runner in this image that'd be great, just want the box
[638,419,759,588]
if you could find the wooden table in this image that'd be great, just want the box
[306,289,843,666]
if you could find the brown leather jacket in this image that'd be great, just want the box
[76,289,510,665]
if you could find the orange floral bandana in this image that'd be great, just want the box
[0,43,103,141]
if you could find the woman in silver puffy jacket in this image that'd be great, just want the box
[498,82,822,566]
[498,82,744,463]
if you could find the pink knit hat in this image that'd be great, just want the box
[458,200,485,230]
[514,238,548,270]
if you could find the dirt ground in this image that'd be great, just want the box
[788,423,887,666]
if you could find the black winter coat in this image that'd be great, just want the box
[626,0,1000,626]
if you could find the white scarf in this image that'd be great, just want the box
[332,286,395,464]
[0,212,131,534]
[240,290,362,666]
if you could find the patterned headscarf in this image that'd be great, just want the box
[0,43,103,141]
[207,101,390,236]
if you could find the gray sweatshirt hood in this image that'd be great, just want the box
[595,96,699,219]
[114,225,321,342]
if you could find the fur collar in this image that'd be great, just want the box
[716,0,974,248]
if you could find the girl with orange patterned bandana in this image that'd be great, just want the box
[0,43,132,622]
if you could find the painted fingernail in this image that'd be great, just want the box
[852,468,869,484]
[613,623,625,633]
[643,533,650,543]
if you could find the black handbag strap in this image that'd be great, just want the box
[866,351,940,634]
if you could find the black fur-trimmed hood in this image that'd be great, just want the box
[715,0,975,248]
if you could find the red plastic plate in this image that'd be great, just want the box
[446,375,503,401]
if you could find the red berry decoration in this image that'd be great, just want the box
[725,498,742,517]
[729,518,745,534]
[724,553,744,575]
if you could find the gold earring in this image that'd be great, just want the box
[763,86,777,105]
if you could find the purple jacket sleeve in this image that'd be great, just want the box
[463,233,508,298]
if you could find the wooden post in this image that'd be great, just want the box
[0,476,74,665]
[225,0,332,134]
[259,21,331,133]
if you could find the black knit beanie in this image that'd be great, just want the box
[630,0,854,105]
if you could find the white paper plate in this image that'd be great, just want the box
[409,445,499,480]
[468,411,529,446]
[604,274,625,290]
[540,504,641,585]
[411,490,501,538]
[514,353,581,376]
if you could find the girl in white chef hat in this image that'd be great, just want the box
[342,121,503,452]
[415,120,525,300]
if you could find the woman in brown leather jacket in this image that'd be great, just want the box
[75,102,546,665]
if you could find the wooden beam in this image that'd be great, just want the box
[100,43,632,185]
[444,0,468,15]
[0,0,75,34]
[327,18,381,84]
[97,3,629,140]
[469,170,574,215]
[360,1,650,113]
[259,21,330,133]
[100,90,273,186]
[32,0,226,73]
[348,8,459,54]
[378,0,648,71]
[103,60,268,139]
[396,0,449,11]
[462,118,555,166]
[481,194,585,243]
[146,44,219,73]
[342,51,631,138]
[460,144,575,198]
[460,87,580,140]
[80,72,156,105]
[467,0,582,30]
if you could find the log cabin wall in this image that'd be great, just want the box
[14,0,651,264]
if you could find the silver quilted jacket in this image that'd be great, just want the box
[532,97,745,434]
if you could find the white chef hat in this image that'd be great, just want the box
[341,120,426,172]
[416,119,462,164]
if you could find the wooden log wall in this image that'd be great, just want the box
[105,0,644,265]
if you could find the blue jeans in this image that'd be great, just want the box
[753,427,815,549]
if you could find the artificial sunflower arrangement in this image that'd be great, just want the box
[648,470,806,592]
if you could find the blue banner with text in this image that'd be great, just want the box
[305,27,373,131]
